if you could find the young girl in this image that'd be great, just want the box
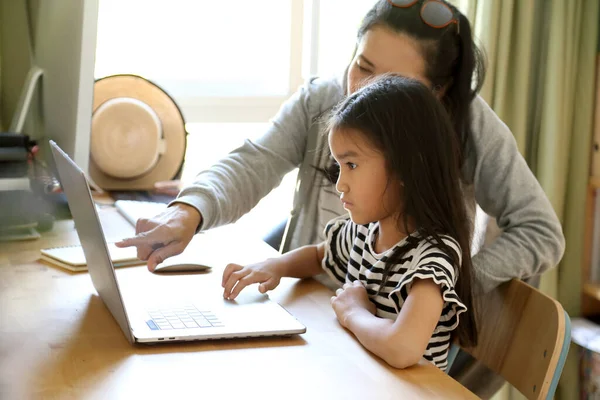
[221,75,477,371]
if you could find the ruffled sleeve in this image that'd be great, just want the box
[321,216,356,286]
[389,237,467,332]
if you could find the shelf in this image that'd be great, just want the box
[0,177,31,192]
[591,177,600,190]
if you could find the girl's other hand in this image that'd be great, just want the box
[222,260,283,300]
[331,280,376,327]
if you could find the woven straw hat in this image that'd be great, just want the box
[89,75,187,190]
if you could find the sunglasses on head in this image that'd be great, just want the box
[387,0,460,34]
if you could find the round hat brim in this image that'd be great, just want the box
[89,75,186,190]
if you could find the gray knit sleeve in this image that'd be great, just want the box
[172,78,340,231]
[464,96,565,293]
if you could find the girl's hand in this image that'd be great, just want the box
[331,280,376,328]
[222,259,283,300]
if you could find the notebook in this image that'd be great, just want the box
[40,242,143,272]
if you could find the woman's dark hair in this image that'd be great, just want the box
[343,0,486,169]
[329,74,477,348]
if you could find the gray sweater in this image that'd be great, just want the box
[175,76,565,293]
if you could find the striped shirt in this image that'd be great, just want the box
[322,216,467,371]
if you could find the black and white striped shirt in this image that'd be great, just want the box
[322,216,467,371]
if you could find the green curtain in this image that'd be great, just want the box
[450,0,599,399]
[550,1,599,399]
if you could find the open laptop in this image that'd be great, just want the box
[49,140,306,344]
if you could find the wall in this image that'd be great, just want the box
[0,0,42,136]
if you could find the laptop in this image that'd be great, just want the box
[49,140,306,344]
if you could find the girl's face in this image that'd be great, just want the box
[347,25,430,94]
[329,127,402,227]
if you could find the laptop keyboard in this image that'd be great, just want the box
[145,305,223,330]
[115,200,167,226]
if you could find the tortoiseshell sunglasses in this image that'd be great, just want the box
[387,0,460,34]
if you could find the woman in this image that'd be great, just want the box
[117,0,564,394]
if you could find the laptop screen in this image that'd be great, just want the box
[50,140,134,343]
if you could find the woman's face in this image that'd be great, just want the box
[347,25,430,94]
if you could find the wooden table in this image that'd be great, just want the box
[0,208,477,400]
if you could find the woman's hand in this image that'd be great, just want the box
[222,260,284,300]
[115,203,201,271]
[331,280,376,328]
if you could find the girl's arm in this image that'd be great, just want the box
[336,279,444,369]
[222,242,325,300]
[224,216,353,300]
[277,242,326,279]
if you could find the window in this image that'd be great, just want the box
[308,0,375,78]
[96,1,473,123]
[93,1,380,240]
[448,0,470,15]
[95,0,303,122]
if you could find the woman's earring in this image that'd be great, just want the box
[432,84,448,99]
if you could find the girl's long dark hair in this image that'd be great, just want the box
[329,75,477,348]
[343,0,486,169]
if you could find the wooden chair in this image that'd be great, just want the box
[450,278,571,399]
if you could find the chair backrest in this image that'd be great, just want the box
[463,279,571,400]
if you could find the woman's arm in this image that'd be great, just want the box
[116,78,343,267]
[174,78,343,232]
[333,279,444,369]
[466,96,565,293]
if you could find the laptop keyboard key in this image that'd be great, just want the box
[194,318,212,328]
[146,320,159,330]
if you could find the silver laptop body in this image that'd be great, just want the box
[50,140,306,344]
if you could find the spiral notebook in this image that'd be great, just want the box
[40,242,144,272]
